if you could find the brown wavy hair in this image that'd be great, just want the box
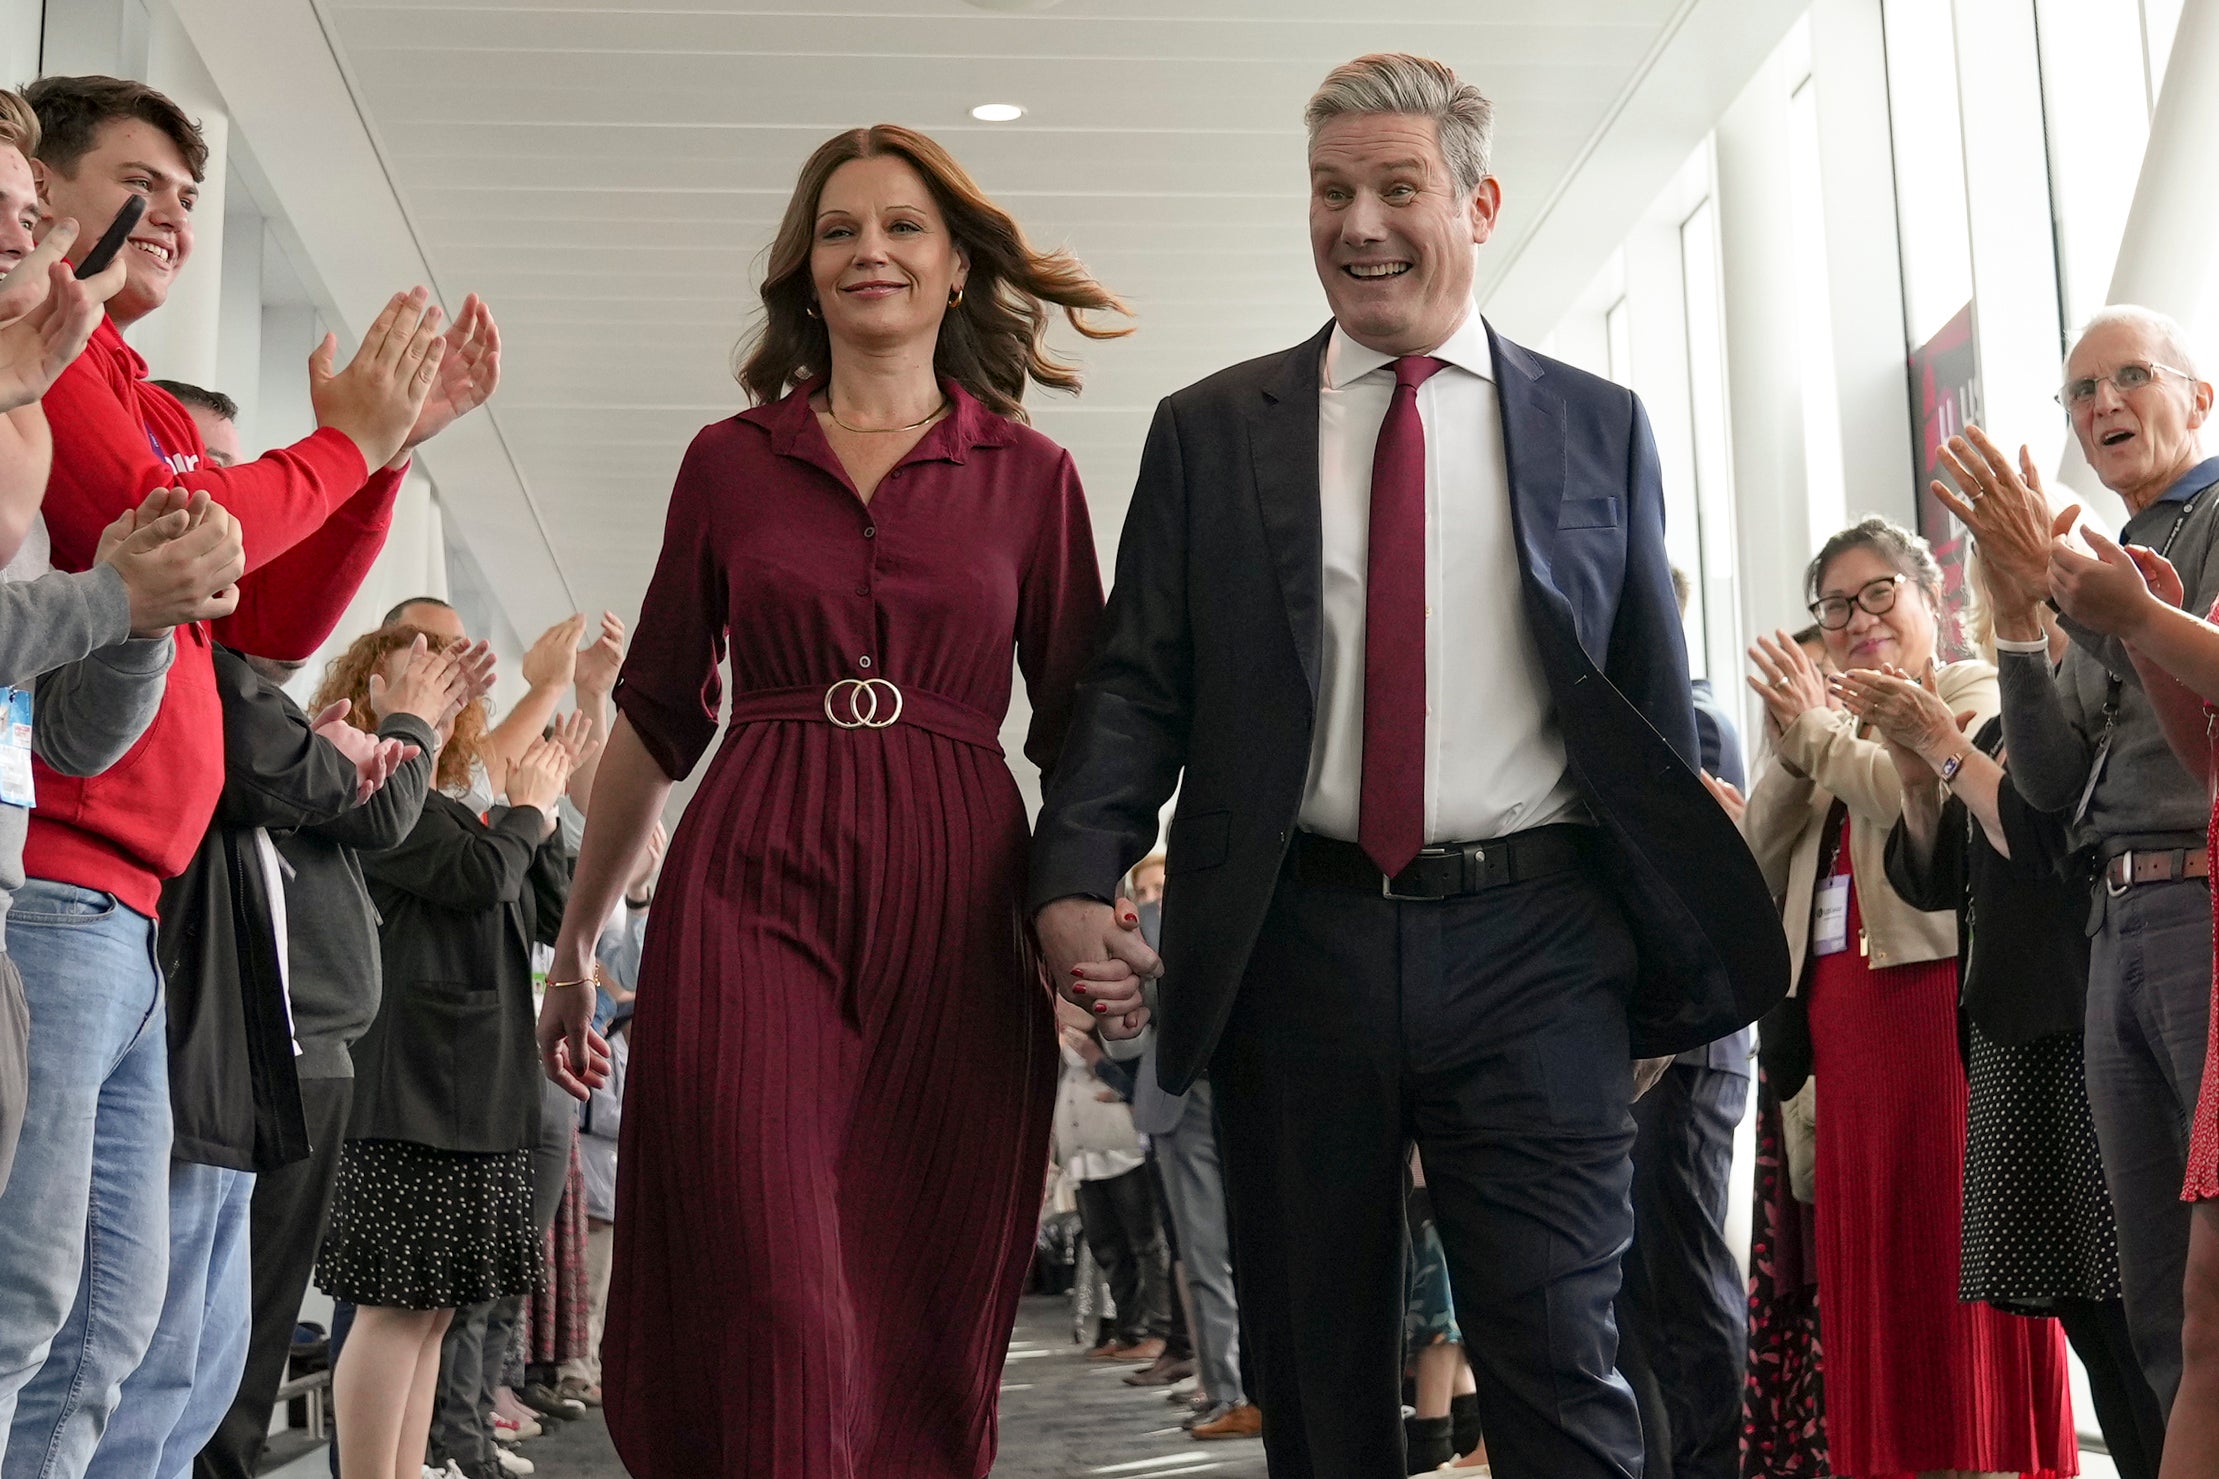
[310,624,487,794]
[736,124,1131,420]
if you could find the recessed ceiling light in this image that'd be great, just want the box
[970,103,1025,123]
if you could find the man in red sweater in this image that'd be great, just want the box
[0,75,501,1479]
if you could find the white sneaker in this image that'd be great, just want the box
[496,1449,535,1476]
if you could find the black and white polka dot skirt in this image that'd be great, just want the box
[1959,1023,2121,1310]
[316,1138,541,1310]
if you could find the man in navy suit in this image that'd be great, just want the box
[1031,53,1786,1478]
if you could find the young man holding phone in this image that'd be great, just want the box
[0,74,501,1479]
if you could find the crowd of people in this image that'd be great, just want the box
[0,35,2209,1479]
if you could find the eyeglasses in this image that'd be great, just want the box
[2056,361,2188,408]
[1807,574,1902,631]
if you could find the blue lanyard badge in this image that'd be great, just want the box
[0,687,33,808]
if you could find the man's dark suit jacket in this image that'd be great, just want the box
[1030,320,1790,1093]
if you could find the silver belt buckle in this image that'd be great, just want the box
[2106,850,2135,897]
[1381,844,1479,902]
[824,677,903,729]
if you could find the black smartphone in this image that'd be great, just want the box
[73,194,146,280]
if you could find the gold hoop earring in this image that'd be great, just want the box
[948,286,964,307]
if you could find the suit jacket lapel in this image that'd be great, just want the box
[1249,324,1333,701]
[1489,324,1580,647]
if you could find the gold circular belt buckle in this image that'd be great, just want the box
[823,677,904,729]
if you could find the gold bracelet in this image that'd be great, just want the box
[544,973,600,991]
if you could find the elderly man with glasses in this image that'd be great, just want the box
[1938,303,2219,1427]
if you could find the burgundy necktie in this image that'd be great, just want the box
[1359,355,1447,879]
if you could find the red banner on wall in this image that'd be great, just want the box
[1909,303,1983,607]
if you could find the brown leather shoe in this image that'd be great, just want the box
[1083,1339,1123,1360]
[1107,1337,1166,1362]
[1191,1403,1263,1439]
[1124,1353,1196,1386]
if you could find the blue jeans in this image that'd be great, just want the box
[82,1162,254,1479]
[0,883,169,1479]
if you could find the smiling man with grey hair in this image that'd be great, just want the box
[1937,304,2219,1422]
[1031,49,1785,1478]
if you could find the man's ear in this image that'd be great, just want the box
[1469,175,1502,248]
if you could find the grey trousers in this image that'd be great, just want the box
[432,1083,576,1468]
[1154,1081,1245,1407]
[2086,876,2211,1415]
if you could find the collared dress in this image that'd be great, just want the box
[601,378,1102,1477]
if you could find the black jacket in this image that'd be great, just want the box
[1884,717,2090,1047]
[161,648,415,1171]
[1029,323,1789,1089]
[349,792,570,1152]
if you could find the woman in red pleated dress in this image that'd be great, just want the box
[534,124,1127,1477]
[2043,534,2219,1478]
[1739,517,2076,1479]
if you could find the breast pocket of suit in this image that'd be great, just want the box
[1165,809,1232,876]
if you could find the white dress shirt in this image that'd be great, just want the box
[1299,306,1585,845]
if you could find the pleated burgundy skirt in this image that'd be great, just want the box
[1805,849,2076,1478]
[600,718,1058,1477]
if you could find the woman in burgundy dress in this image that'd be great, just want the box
[535,124,1126,1477]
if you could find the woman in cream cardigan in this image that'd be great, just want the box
[1732,517,2073,1479]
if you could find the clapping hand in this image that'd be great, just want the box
[1746,629,1830,735]
[368,634,470,728]
[2049,526,2181,640]
[95,487,244,636]
[1928,426,2071,620]
[307,287,449,472]
[0,218,127,415]
[1831,662,1975,784]
[522,613,588,694]
[392,293,500,463]
[503,734,574,815]
[573,611,625,696]
[547,709,604,776]
[309,699,419,804]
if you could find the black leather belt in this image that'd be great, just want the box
[1290,825,1590,901]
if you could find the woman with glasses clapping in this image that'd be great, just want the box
[1734,517,2075,1479]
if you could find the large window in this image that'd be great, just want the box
[1881,0,1976,351]
[1788,73,1846,542]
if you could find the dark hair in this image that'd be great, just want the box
[736,124,1131,421]
[382,595,451,627]
[150,379,237,422]
[1804,515,1945,613]
[1791,622,1824,649]
[23,75,207,183]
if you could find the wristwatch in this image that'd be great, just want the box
[1937,752,1966,788]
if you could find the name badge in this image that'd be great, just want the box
[0,688,33,809]
[1813,874,1850,957]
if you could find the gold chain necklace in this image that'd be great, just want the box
[825,393,949,434]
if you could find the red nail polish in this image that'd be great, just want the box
[1093,1003,1107,1015]
[1072,984,1088,996]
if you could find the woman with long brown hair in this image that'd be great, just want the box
[536,125,1126,1475]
